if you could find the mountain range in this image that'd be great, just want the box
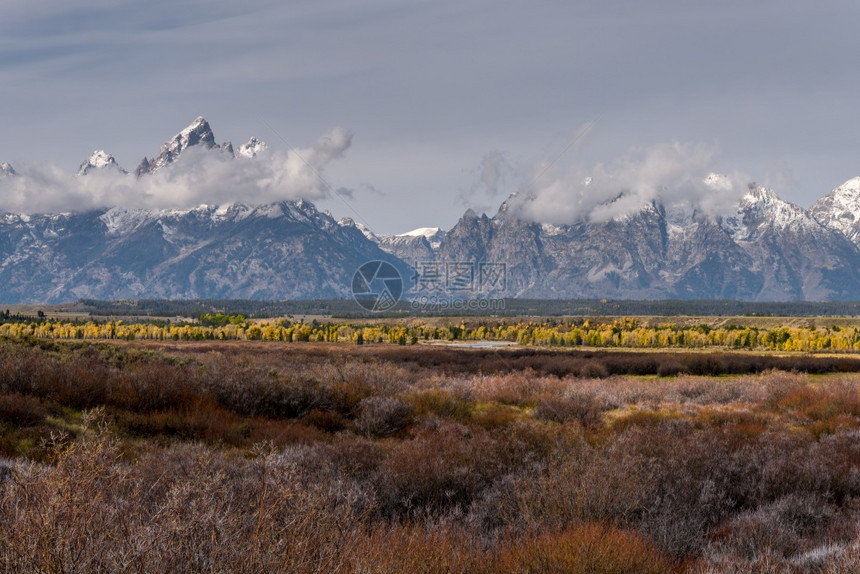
[1,117,860,304]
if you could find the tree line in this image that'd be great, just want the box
[4,316,860,351]
[76,297,860,319]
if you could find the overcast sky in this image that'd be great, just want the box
[2,0,859,233]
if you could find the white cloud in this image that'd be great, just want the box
[0,128,352,214]
[511,142,750,225]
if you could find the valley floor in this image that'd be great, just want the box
[2,338,860,572]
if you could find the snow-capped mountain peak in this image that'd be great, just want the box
[810,176,860,245]
[177,116,213,144]
[739,183,808,230]
[834,176,860,196]
[741,182,778,203]
[237,137,267,158]
[162,116,216,157]
[0,162,16,176]
[77,150,126,176]
[132,118,269,177]
[135,116,217,176]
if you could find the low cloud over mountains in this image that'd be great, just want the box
[0,118,351,214]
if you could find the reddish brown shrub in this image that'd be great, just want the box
[695,408,769,438]
[611,409,678,432]
[247,419,329,447]
[376,422,510,516]
[472,403,522,429]
[657,359,687,377]
[301,409,346,433]
[405,388,473,422]
[705,494,842,562]
[111,362,201,412]
[352,523,490,573]
[0,393,47,427]
[578,361,609,378]
[534,396,604,428]
[113,396,246,445]
[326,436,385,481]
[773,381,860,423]
[493,523,675,574]
[353,397,413,437]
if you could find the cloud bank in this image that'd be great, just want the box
[512,142,751,225]
[0,128,352,214]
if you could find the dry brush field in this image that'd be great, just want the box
[3,337,860,571]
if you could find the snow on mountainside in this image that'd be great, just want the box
[0,162,16,176]
[134,116,218,176]
[0,198,407,303]
[397,227,445,248]
[77,150,127,176]
[131,117,267,177]
[434,176,860,301]
[398,227,440,238]
[336,219,423,260]
[337,217,379,241]
[99,207,159,236]
[727,182,860,300]
[3,114,860,303]
[0,117,410,303]
[810,177,860,246]
[734,183,815,237]
[388,229,442,260]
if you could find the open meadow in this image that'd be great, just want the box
[3,332,860,572]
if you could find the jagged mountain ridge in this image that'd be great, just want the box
[355,224,446,262]
[0,201,407,303]
[0,162,16,177]
[426,180,860,301]
[2,116,860,303]
[810,177,860,246]
[0,117,407,303]
[131,117,265,177]
[2,175,860,302]
[77,150,127,176]
[134,116,218,176]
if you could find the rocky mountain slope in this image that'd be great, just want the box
[351,224,446,262]
[1,117,860,303]
[810,177,860,246]
[0,201,405,303]
[77,150,126,176]
[134,116,220,176]
[0,162,17,177]
[430,181,860,301]
[0,118,406,303]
